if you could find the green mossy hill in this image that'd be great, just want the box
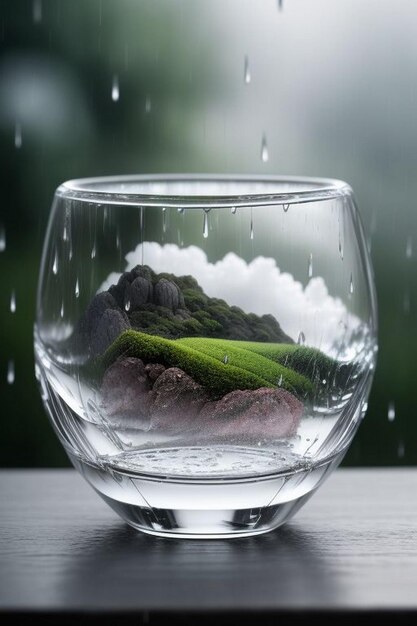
[107,265,293,343]
[103,330,314,400]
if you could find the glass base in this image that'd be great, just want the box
[71,452,340,538]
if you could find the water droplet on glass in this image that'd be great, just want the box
[244,55,251,84]
[111,75,119,101]
[308,253,313,278]
[33,0,42,23]
[52,250,58,275]
[261,134,269,162]
[91,243,96,259]
[406,235,413,259]
[7,359,15,385]
[0,225,5,252]
[349,273,354,295]
[75,278,80,298]
[231,206,237,215]
[398,440,405,459]
[10,290,16,313]
[223,355,229,364]
[14,122,22,149]
[388,402,395,422]
[277,374,283,387]
[250,209,254,240]
[283,203,289,212]
[297,331,305,345]
[145,95,152,113]
[203,210,209,238]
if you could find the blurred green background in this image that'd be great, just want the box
[0,0,415,467]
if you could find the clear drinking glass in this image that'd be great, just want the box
[35,175,377,538]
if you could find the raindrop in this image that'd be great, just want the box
[250,208,254,240]
[244,55,251,84]
[0,225,5,252]
[52,250,58,275]
[231,206,237,215]
[203,211,209,238]
[338,210,344,260]
[297,331,305,345]
[68,243,73,261]
[308,253,313,278]
[223,355,229,364]
[261,134,269,162]
[177,207,184,214]
[60,302,64,318]
[75,278,80,298]
[33,0,42,23]
[10,290,16,313]
[349,273,354,295]
[111,75,119,101]
[162,207,167,233]
[283,203,289,212]
[277,374,283,387]
[116,233,120,249]
[406,235,413,259]
[277,0,283,10]
[322,379,327,385]
[124,298,131,312]
[91,243,96,259]
[388,402,395,422]
[7,359,15,385]
[63,226,68,241]
[145,95,152,113]
[398,440,405,459]
[14,122,22,149]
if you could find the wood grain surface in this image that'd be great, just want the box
[1,468,417,623]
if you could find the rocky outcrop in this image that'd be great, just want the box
[100,357,150,427]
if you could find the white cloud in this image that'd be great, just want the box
[100,242,358,355]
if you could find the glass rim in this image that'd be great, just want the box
[57,174,352,208]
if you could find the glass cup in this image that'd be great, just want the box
[35,175,377,538]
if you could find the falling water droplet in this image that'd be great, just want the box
[388,402,395,422]
[277,0,283,10]
[116,233,120,249]
[52,250,58,275]
[111,75,119,101]
[283,203,289,212]
[349,273,354,295]
[60,302,64,318]
[10,290,16,313]
[231,206,237,215]
[308,253,313,278]
[33,0,42,23]
[7,359,15,385]
[297,331,305,345]
[339,235,344,260]
[261,134,269,162]
[244,55,251,84]
[0,225,5,252]
[398,440,405,459]
[63,226,68,241]
[68,243,73,261]
[14,122,22,149]
[124,298,131,312]
[406,236,413,259]
[223,355,229,364]
[250,209,254,240]
[75,278,80,298]
[203,211,209,238]
[91,243,96,259]
[145,95,152,113]
[162,207,167,233]
[277,374,283,387]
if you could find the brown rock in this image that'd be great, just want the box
[197,387,303,439]
[148,367,208,433]
[100,357,151,428]
[145,363,166,383]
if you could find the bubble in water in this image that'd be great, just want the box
[283,203,289,212]
[244,55,251,84]
[308,253,313,278]
[398,440,405,459]
[91,243,96,259]
[10,290,16,313]
[145,95,152,113]
[223,355,229,364]
[33,0,42,23]
[7,359,15,385]
[277,374,283,386]
[0,224,5,252]
[297,331,305,345]
[75,278,80,298]
[349,273,354,295]
[261,134,269,162]
[250,209,254,240]
[203,211,209,238]
[14,122,22,149]
[388,402,395,422]
[52,250,58,274]
[231,206,237,215]
[111,75,119,101]
[406,235,413,259]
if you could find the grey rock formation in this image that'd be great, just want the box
[154,278,181,310]
[90,309,130,358]
[100,356,150,427]
[145,363,166,383]
[129,276,153,309]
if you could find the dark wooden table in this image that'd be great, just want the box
[1,468,417,624]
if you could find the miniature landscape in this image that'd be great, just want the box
[74,265,351,440]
